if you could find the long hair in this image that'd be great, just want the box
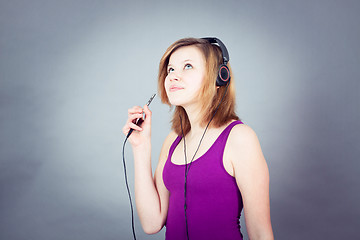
[158,37,240,136]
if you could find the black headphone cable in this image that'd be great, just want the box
[180,83,230,240]
[122,135,137,240]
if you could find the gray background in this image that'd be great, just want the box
[1,0,359,239]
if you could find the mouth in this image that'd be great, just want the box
[169,85,184,92]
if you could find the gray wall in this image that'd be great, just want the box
[1,0,359,239]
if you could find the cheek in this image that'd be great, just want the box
[164,77,170,94]
[192,73,205,91]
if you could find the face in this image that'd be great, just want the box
[164,45,206,108]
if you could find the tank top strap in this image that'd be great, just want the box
[215,120,244,149]
[168,135,182,158]
[222,120,244,136]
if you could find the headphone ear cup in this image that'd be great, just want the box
[216,64,231,86]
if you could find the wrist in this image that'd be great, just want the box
[132,142,151,163]
[132,140,151,151]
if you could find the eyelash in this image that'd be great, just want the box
[167,67,174,73]
[167,64,193,73]
[184,64,192,69]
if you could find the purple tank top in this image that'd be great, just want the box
[163,120,244,240]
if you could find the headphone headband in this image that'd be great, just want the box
[201,37,230,64]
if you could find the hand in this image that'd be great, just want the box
[123,105,152,147]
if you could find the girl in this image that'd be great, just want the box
[123,37,274,239]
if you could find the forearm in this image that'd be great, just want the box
[132,143,163,233]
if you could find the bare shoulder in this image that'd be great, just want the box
[228,123,260,145]
[155,130,178,182]
[162,131,178,151]
[158,130,178,164]
[164,130,178,145]
[226,123,265,166]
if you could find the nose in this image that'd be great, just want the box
[168,71,180,82]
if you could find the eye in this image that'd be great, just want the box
[167,67,174,73]
[184,64,193,69]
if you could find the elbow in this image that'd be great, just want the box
[143,227,160,235]
[141,220,164,235]
[249,231,274,240]
[143,225,162,235]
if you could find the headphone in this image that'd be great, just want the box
[201,37,231,86]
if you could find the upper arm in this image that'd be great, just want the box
[153,131,177,228]
[227,124,274,239]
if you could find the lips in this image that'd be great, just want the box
[169,85,184,92]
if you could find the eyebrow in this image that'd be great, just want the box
[168,59,193,67]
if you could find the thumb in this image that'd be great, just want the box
[143,104,152,124]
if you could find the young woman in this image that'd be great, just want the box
[123,37,274,240]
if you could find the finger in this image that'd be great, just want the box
[128,113,144,123]
[122,121,143,135]
[143,105,152,124]
[128,106,144,115]
[128,122,143,131]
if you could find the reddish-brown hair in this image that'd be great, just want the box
[158,37,240,135]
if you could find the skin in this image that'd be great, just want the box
[123,45,274,239]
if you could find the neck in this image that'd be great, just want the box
[182,104,208,139]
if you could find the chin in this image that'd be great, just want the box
[168,95,199,109]
[167,93,181,106]
[168,99,184,107]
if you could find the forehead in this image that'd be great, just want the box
[168,45,205,64]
